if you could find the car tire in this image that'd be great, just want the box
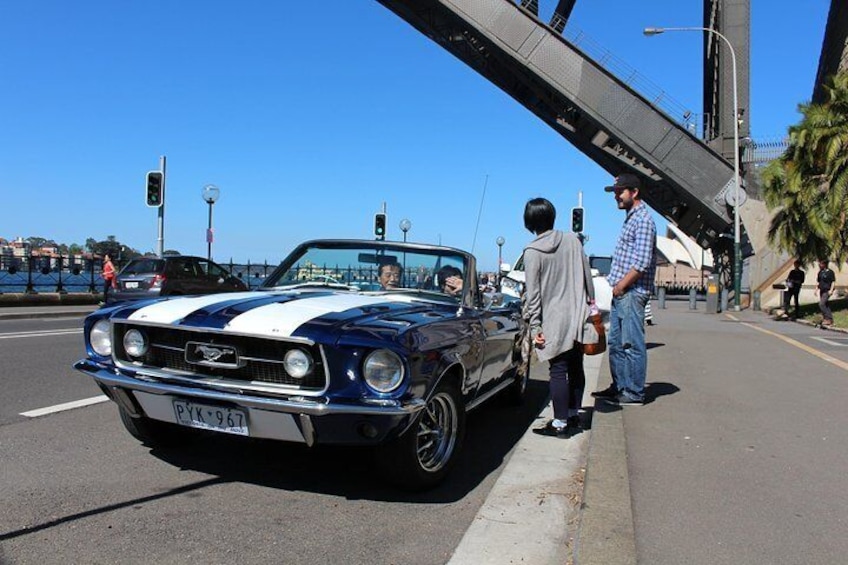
[377,380,465,491]
[118,406,194,448]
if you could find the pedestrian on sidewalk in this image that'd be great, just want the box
[783,260,805,319]
[593,173,656,406]
[816,259,836,326]
[102,254,116,304]
[522,197,594,437]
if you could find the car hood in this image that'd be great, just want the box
[108,290,457,343]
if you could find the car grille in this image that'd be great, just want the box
[112,322,326,391]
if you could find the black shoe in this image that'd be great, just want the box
[533,421,577,438]
[566,416,581,429]
[591,385,618,399]
[602,393,644,406]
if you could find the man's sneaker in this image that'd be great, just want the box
[591,385,618,399]
[533,420,579,438]
[602,393,644,406]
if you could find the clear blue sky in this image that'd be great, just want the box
[1,0,830,270]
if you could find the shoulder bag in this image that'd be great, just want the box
[581,259,606,356]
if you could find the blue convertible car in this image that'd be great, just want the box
[74,239,526,489]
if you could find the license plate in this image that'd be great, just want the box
[172,400,248,436]
[125,281,139,289]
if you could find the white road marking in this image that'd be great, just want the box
[20,395,109,418]
[727,314,848,372]
[810,336,848,347]
[0,329,83,339]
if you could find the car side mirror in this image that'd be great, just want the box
[499,263,511,273]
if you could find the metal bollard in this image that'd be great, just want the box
[753,290,761,311]
[721,288,729,312]
[658,286,666,309]
[689,288,697,310]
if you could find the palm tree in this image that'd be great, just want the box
[762,71,848,264]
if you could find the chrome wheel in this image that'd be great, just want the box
[416,390,459,473]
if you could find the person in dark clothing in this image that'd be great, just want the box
[817,259,836,325]
[783,260,805,319]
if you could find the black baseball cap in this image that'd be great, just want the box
[604,173,641,192]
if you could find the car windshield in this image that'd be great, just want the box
[260,241,472,302]
[120,259,164,276]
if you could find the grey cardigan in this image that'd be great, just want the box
[522,230,594,362]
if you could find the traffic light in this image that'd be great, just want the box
[571,207,584,233]
[146,171,164,207]
[374,213,386,239]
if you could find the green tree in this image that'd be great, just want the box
[762,71,848,264]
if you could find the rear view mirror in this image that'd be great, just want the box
[358,253,398,265]
[499,263,511,273]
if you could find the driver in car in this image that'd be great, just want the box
[378,261,403,290]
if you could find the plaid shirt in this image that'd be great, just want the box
[608,202,657,295]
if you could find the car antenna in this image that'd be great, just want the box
[470,173,488,255]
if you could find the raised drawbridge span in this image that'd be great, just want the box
[376,0,749,267]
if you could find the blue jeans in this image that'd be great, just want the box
[608,290,649,401]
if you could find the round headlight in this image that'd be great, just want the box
[123,329,148,358]
[284,349,313,379]
[90,319,112,357]
[363,349,404,393]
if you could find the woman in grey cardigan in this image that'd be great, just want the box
[523,198,594,437]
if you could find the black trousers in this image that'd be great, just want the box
[548,346,585,420]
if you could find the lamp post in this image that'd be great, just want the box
[496,236,505,284]
[201,184,220,261]
[399,218,412,242]
[644,26,742,311]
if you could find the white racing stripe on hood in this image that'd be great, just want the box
[223,294,394,337]
[127,292,263,324]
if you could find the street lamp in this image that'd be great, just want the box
[644,26,743,311]
[399,218,412,242]
[496,236,505,284]
[201,184,220,261]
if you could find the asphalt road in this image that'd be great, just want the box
[0,315,549,565]
[615,305,848,564]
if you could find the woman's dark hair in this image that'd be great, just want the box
[524,198,556,234]
[436,265,462,288]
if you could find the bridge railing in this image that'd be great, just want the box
[0,255,278,294]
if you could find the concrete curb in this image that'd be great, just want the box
[575,357,638,565]
[0,292,100,307]
[448,353,603,565]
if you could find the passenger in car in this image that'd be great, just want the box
[378,261,404,290]
[437,265,464,296]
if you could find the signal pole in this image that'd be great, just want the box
[157,155,166,258]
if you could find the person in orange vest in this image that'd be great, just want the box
[102,254,116,304]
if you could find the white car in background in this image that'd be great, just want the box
[499,254,613,317]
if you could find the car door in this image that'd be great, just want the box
[196,258,231,293]
[477,299,522,391]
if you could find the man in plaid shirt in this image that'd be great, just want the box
[592,173,656,405]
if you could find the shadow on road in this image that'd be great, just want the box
[644,381,680,403]
[145,379,550,504]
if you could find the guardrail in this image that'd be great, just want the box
[0,255,276,294]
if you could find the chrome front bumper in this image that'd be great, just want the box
[74,359,425,445]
